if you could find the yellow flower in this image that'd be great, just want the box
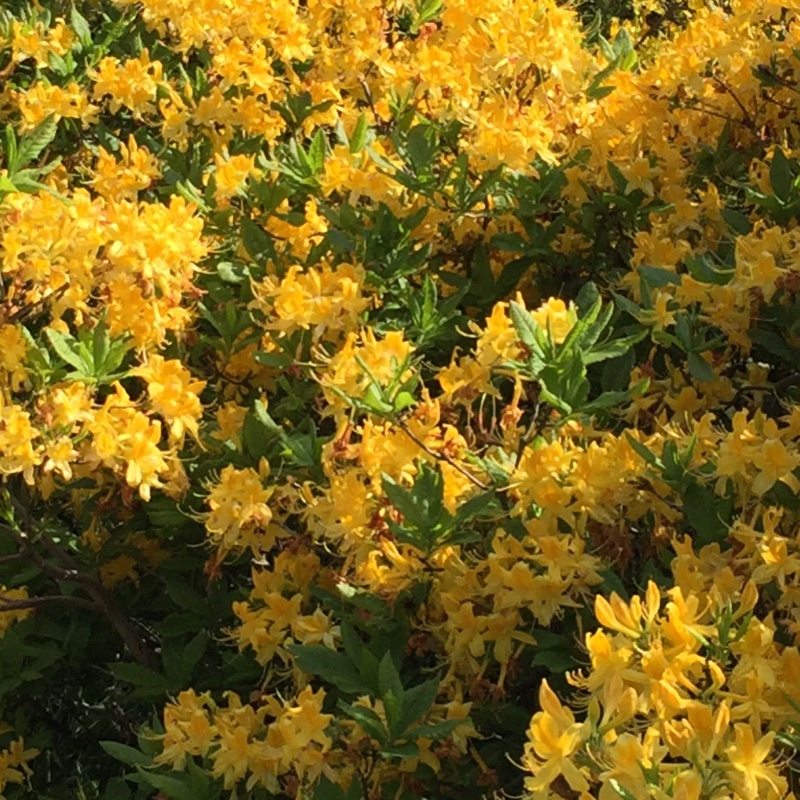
[42,436,78,481]
[131,355,206,444]
[0,402,42,485]
[595,590,644,639]
[0,324,28,391]
[522,680,591,794]
[92,51,164,117]
[15,81,98,131]
[210,152,260,205]
[751,438,800,496]
[725,724,786,800]
[252,261,368,342]
[99,555,139,588]
[211,402,248,448]
[321,328,415,412]
[529,297,578,345]
[90,135,162,199]
[12,19,72,67]
[0,736,39,793]
[120,414,169,501]
[622,157,655,197]
[643,291,677,330]
[204,463,279,557]
[0,587,33,635]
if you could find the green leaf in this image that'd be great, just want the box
[100,741,149,766]
[103,778,133,800]
[361,382,395,415]
[612,27,634,59]
[579,389,632,415]
[92,320,111,373]
[562,296,602,353]
[721,207,751,235]
[683,253,734,286]
[70,6,93,48]
[134,769,198,800]
[165,576,208,615]
[571,300,614,354]
[313,775,362,800]
[253,350,293,368]
[612,292,642,319]
[10,115,57,175]
[339,619,365,663]
[687,352,714,382]
[0,174,17,197]
[378,653,405,735]
[281,422,323,472]
[308,129,327,174]
[584,330,646,364]
[414,0,443,28]
[381,741,419,759]
[10,170,65,200]
[216,261,247,283]
[530,648,575,672]
[350,114,369,154]
[45,328,87,372]
[509,301,547,372]
[290,645,365,694]
[3,125,17,176]
[624,432,660,468]
[607,161,627,193]
[575,281,600,315]
[109,662,170,689]
[175,179,210,212]
[404,718,464,740]
[770,147,793,203]
[683,481,729,547]
[638,265,681,289]
[338,701,389,744]
[454,490,501,523]
[405,124,437,173]
[382,463,447,536]
[241,217,274,262]
[395,677,439,735]
[392,390,417,412]
[166,631,208,682]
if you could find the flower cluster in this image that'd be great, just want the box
[0,0,799,796]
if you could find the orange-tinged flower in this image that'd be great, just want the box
[131,355,206,444]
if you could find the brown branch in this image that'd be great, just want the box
[0,593,95,612]
[0,521,84,583]
[36,531,158,669]
[711,74,757,131]
[0,551,26,567]
[396,419,490,491]
[0,503,158,669]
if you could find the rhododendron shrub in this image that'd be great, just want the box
[0,0,800,797]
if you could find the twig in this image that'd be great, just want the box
[0,551,26,567]
[396,418,490,491]
[514,401,542,471]
[711,74,757,131]
[38,531,158,669]
[1,497,158,669]
[0,593,96,612]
